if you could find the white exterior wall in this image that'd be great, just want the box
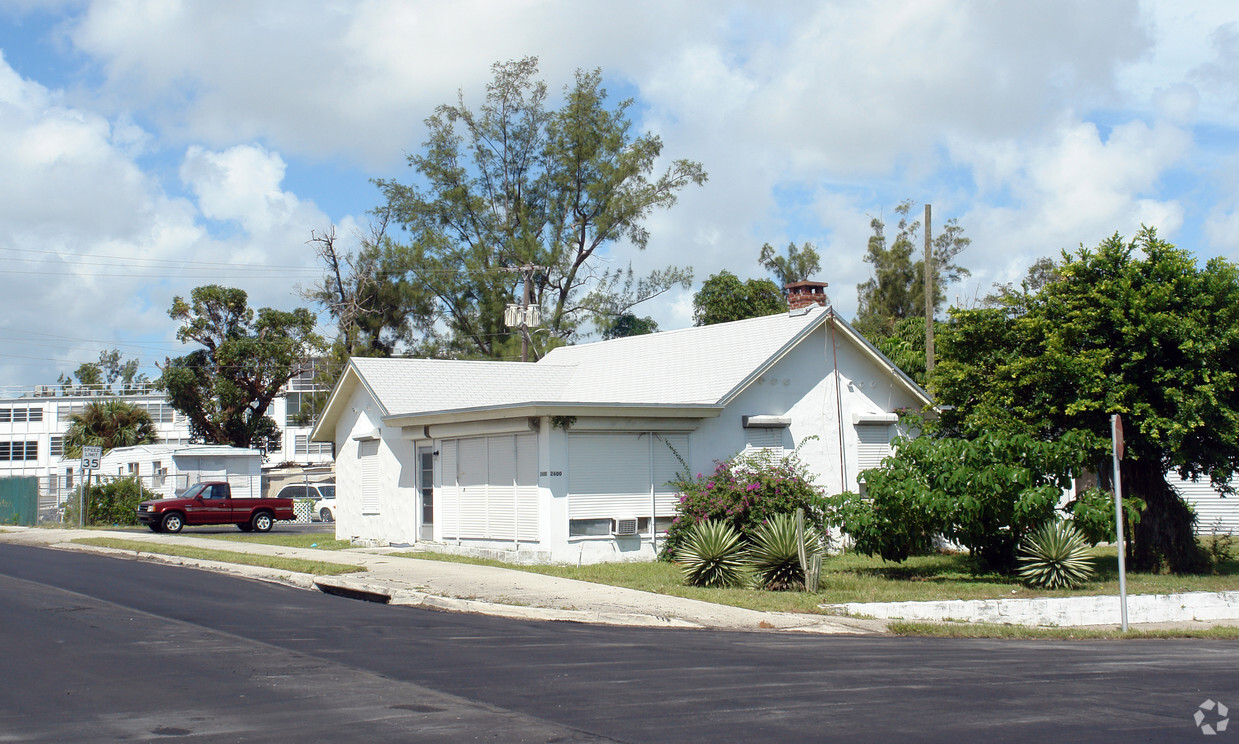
[689,325,922,497]
[172,453,263,498]
[1175,476,1239,535]
[333,384,418,546]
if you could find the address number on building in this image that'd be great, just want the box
[81,446,102,471]
[539,471,563,477]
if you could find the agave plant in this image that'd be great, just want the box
[750,513,823,591]
[1016,520,1097,589]
[676,520,749,588]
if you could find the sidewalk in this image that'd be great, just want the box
[0,527,885,635]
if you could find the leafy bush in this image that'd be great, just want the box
[675,520,749,588]
[1016,520,1097,589]
[64,477,158,526]
[749,513,822,591]
[1064,487,1143,546]
[661,448,827,561]
[826,427,1101,573]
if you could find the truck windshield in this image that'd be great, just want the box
[180,484,208,499]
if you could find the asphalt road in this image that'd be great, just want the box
[1,543,1236,743]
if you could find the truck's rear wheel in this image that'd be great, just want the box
[251,511,273,533]
[319,508,333,523]
[161,513,184,533]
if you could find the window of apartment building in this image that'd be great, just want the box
[285,392,316,427]
[0,407,41,423]
[0,441,38,461]
[137,401,176,423]
[287,362,321,392]
[49,436,63,457]
[294,434,333,458]
[57,403,84,423]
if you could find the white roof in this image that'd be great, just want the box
[314,306,931,437]
[102,443,262,461]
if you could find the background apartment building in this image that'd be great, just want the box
[0,365,333,504]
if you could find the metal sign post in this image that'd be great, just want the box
[80,446,101,527]
[1111,415,1129,632]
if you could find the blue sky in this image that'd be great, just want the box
[0,0,1237,392]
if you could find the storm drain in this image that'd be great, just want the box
[314,581,391,604]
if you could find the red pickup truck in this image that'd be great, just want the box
[137,482,296,534]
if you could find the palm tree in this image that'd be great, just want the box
[63,400,157,458]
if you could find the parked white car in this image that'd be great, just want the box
[274,483,336,522]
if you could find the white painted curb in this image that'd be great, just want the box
[824,591,1239,626]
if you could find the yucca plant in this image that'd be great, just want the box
[676,520,749,588]
[1016,520,1097,589]
[750,513,823,591]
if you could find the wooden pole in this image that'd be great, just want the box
[924,204,935,375]
[520,265,532,363]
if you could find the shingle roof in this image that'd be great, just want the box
[313,305,929,436]
[349,357,575,418]
[348,307,829,420]
[537,306,828,405]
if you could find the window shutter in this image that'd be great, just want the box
[359,440,380,514]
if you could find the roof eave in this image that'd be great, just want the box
[309,362,390,443]
[718,308,833,406]
[828,311,935,409]
[383,402,723,429]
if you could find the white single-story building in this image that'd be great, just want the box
[311,290,932,563]
[69,443,264,499]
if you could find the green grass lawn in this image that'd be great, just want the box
[391,544,1239,615]
[73,537,365,576]
[205,533,356,551]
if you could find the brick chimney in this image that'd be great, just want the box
[786,281,829,311]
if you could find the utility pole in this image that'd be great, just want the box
[924,203,935,375]
[502,264,545,362]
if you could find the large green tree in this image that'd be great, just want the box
[302,214,430,360]
[933,228,1239,572]
[759,241,822,288]
[829,428,1099,572]
[63,400,157,458]
[366,57,705,361]
[57,349,149,396]
[854,200,970,338]
[158,285,322,453]
[600,313,659,339]
[692,271,786,326]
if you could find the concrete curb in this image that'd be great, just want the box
[824,591,1239,627]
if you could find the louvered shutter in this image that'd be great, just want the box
[358,440,380,514]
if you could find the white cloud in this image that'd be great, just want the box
[0,51,331,388]
[181,144,304,237]
[1,0,1235,387]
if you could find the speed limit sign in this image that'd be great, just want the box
[81,446,102,471]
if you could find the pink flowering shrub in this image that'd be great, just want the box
[660,449,828,561]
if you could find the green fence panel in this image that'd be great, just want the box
[0,477,39,526]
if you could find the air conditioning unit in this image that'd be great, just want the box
[612,517,639,536]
